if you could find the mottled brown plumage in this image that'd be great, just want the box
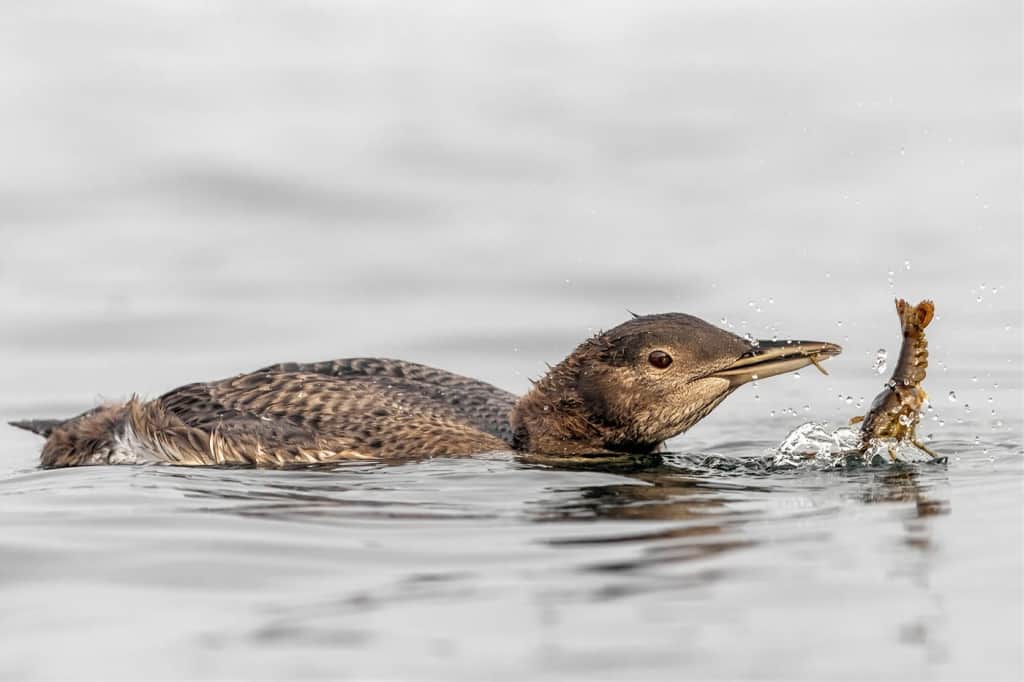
[11,314,841,468]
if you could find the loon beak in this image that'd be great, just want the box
[710,339,842,386]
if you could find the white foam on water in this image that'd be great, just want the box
[771,421,939,468]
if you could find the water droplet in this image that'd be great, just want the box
[845,396,854,405]
[947,390,957,402]
[754,394,760,401]
[963,403,971,413]
[748,301,756,308]
[793,372,801,380]
[938,419,945,427]
[769,410,776,417]
[768,297,775,304]
[836,320,843,328]
[872,349,888,374]
[904,260,911,270]
[971,376,978,382]
[976,295,983,303]
[720,317,728,325]
[802,404,810,412]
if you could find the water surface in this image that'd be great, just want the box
[0,1,1021,680]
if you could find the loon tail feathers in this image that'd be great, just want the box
[9,419,64,438]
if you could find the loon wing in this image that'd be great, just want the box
[255,358,518,442]
[153,360,517,462]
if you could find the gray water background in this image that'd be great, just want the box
[0,1,1021,679]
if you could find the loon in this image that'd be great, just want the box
[10,313,840,468]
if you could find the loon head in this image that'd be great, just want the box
[510,313,841,456]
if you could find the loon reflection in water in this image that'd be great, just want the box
[11,313,840,468]
[142,455,949,565]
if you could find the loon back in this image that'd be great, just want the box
[11,359,518,468]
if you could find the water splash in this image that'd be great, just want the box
[770,422,938,468]
[771,422,861,467]
[872,348,888,374]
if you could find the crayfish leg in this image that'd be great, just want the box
[912,439,939,459]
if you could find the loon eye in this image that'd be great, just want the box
[648,350,673,369]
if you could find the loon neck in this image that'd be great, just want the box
[510,358,657,456]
